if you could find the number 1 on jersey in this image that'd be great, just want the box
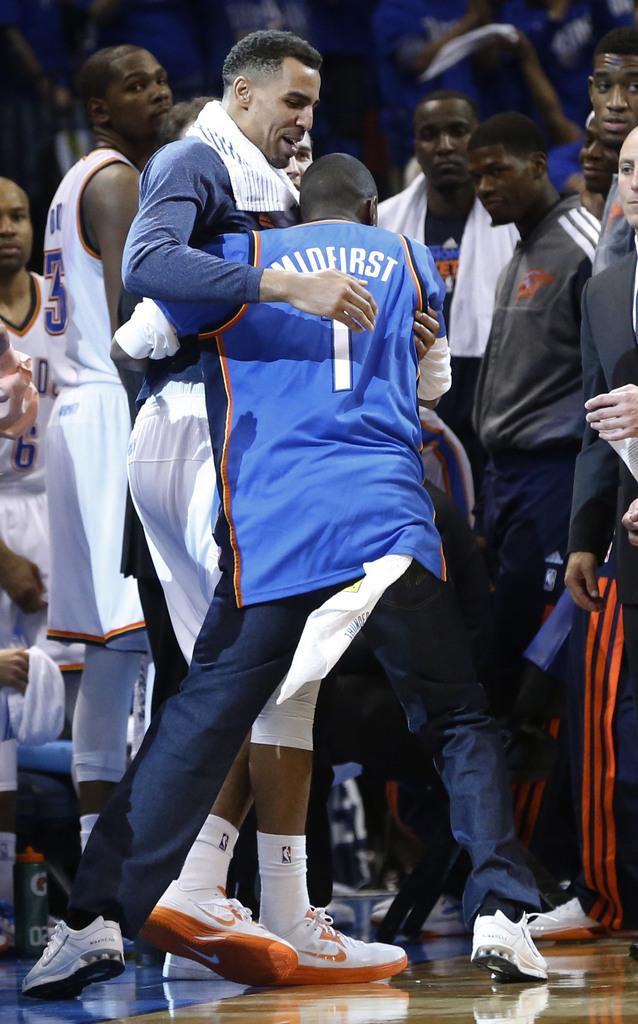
[332,321,352,392]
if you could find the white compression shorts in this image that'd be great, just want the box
[127,379,319,750]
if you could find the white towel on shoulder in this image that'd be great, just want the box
[186,100,299,213]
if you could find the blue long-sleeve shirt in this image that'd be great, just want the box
[122,137,265,306]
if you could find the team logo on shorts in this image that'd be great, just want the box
[219,833,229,852]
[281,846,292,864]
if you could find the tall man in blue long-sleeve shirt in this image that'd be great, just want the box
[108,29,396,989]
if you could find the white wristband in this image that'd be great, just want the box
[417,336,452,402]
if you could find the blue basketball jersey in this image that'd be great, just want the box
[160,220,447,607]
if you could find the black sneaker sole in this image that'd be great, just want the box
[472,951,547,984]
[22,956,125,1000]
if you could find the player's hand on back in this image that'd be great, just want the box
[413,307,439,361]
[0,648,29,692]
[260,268,377,332]
[0,547,46,614]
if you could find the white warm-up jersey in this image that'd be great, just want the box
[0,273,60,494]
[43,148,136,386]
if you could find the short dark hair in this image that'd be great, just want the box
[77,45,146,108]
[468,112,547,156]
[415,89,479,121]
[222,30,321,89]
[299,153,376,220]
[594,27,638,58]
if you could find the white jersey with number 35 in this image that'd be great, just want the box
[0,273,62,494]
[43,147,136,387]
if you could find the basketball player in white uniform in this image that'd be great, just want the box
[0,178,83,949]
[43,45,171,853]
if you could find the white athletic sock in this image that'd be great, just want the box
[80,813,99,853]
[177,815,238,897]
[257,831,309,936]
[0,832,15,905]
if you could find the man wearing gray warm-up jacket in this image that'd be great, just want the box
[469,112,598,718]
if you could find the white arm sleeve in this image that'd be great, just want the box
[417,335,452,402]
[114,297,180,361]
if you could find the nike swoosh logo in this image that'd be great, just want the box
[300,948,347,963]
[192,908,238,928]
[184,947,220,966]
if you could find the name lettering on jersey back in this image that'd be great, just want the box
[270,246,399,282]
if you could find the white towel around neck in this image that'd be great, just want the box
[378,176,519,358]
[186,100,299,213]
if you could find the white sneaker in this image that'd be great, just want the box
[275,907,407,986]
[370,894,467,937]
[140,882,297,986]
[22,917,124,999]
[162,952,215,980]
[471,911,547,983]
[528,898,604,941]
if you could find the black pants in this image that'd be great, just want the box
[621,603,638,715]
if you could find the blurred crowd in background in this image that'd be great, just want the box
[2,0,637,263]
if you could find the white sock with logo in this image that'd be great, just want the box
[257,831,309,937]
[177,814,238,898]
[80,813,99,853]
[0,832,15,905]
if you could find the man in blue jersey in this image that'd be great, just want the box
[24,154,545,1000]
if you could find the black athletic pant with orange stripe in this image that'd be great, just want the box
[570,574,638,929]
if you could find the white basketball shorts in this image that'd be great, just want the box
[45,382,146,650]
[127,381,220,663]
[0,488,84,669]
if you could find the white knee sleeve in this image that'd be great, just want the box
[250,679,320,751]
[72,646,140,783]
[0,740,16,792]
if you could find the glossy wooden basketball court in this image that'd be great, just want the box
[7,932,636,1024]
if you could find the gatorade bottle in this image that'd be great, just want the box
[14,848,49,957]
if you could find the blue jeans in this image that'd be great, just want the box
[70,563,539,935]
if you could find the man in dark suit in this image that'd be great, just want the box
[570,124,638,964]
[565,124,638,717]
[563,126,638,960]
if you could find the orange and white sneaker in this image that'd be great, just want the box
[275,907,408,986]
[140,882,297,986]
